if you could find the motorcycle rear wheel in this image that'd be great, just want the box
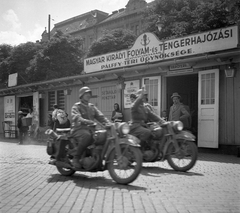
[107,145,142,185]
[167,140,198,172]
[56,166,75,176]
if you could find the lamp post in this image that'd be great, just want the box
[48,14,51,40]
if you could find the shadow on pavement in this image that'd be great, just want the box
[198,153,240,164]
[141,166,204,177]
[47,173,147,191]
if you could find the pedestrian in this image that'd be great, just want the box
[161,110,168,121]
[48,114,54,129]
[54,113,71,130]
[17,111,29,144]
[26,108,33,118]
[52,104,59,122]
[168,92,190,129]
[111,103,123,122]
[49,113,71,165]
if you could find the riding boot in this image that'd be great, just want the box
[73,156,81,168]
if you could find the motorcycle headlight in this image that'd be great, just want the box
[172,121,183,132]
[118,122,130,135]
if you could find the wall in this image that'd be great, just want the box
[219,63,240,145]
[66,80,120,122]
[0,97,4,135]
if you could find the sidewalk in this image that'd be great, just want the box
[0,133,47,146]
[1,133,239,157]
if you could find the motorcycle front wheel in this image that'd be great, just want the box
[107,145,142,185]
[167,140,198,172]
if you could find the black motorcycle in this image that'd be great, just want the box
[140,121,198,172]
[45,122,142,185]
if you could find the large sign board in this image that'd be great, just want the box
[84,26,239,73]
[8,73,18,87]
[4,96,16,123]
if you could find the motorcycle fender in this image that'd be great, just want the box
[103,138,140,170]
[175,131,195,141]
[119,134,141,147]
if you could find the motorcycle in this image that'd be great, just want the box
[140,121,198,172]
[45,122,142,185]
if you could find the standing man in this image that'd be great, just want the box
[168,92,190,129]
[71,86,111,168]
[17,111,29,144]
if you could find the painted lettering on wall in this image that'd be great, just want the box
[84,26,238,73]
[102,89,116,100]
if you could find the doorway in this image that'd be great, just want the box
[18,96,33,116]
[166,74,198,137]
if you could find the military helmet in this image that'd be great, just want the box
[79,86,92,98]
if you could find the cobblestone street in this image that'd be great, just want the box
[0,141,240,213]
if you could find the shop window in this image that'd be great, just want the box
[48,90,65,111]
[201,73,215,105]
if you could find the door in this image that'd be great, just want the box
[32,92,39,135]
[198,69,219,148]
[142,76,161,116]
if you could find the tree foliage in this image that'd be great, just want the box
[0,44,13,86]
[87,28,136,57]
[0,42,40,87]
[0,31,84,87]
[142,0,240,40]
[27,30,84,81]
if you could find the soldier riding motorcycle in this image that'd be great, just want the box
[45,87,142,185]
[129,88,197,172]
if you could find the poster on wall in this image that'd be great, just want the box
[32,92,39,137]
[4,96,16,124]
[124,80,140,108]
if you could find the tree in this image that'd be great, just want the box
[87,29,136,57]
[0,44,13,87]
[142,0,240,40]
[27,30,84,81]
[0,42,40,87]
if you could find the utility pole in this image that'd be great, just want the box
[48,14,51,40]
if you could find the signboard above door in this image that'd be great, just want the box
[84,25,239,73]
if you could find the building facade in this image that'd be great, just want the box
[0,1,239,155]
[42,0,152,51]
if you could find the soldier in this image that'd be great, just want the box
[71,86,111,168]
[129,88,165,145]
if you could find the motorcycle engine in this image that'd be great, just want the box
[82,157,96,170]
[151,127,163,139]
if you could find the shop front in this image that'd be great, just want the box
[84,25,240,149]
[0,25,239,152]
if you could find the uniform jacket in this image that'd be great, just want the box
[130,96,165,129]
[71,101,110,132]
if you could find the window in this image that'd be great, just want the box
[201,73,215,104]
[48,90,65,111]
